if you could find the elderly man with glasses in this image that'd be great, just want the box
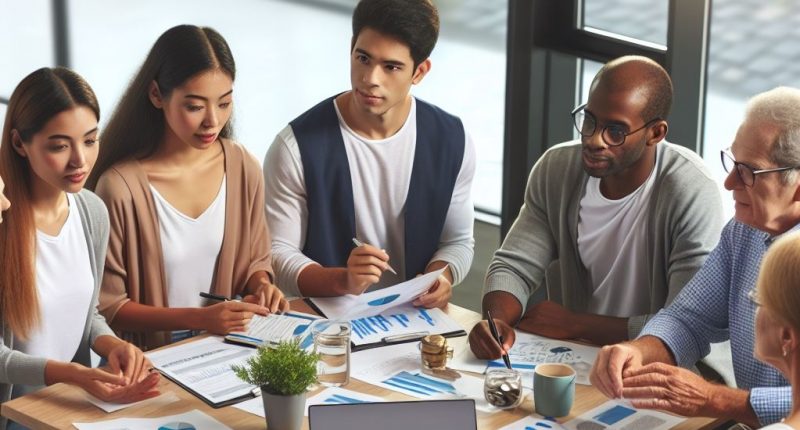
[469,56,722,356]
[590,87,800,428]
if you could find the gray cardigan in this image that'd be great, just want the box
[485,141,724,339]
[0,190,115,427]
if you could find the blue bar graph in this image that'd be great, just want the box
[382,371,456,397]
[351,309,440,340]
[323,394,370,404]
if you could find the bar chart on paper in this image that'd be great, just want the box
[349,305,464,347]
[381,370,457,397]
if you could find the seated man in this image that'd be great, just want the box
[469,56,723,356]
[590,87,800,427]
[263,0,475,307]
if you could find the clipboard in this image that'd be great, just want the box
[147,336,262,409]
[305,299,466,352]
[223,311,320,349]
[156,368,259,408]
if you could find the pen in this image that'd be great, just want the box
[486,310,513,369]
[200,292,231,302]
[351,238,398,275]
[382,331,429,343]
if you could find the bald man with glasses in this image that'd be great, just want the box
[590,87,800,428]
[469,56,723,356]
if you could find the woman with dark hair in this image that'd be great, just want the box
[0,67,159,429]
[90,25,288,350]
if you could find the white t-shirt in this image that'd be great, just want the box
[151,176,226,308]
[264,97,476,296]
[12,193,94,397]
[577,144,662,317]
[761,423,795,430]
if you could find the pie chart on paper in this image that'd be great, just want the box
[158,422,197,430]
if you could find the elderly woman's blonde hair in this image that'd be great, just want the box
[757,230,800,330]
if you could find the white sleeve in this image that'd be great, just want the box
[263,125,316,297]
[428,130,476,286]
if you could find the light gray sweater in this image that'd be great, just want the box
[485,141,724,339]
[0,190,115,427]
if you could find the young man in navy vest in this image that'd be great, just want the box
[263,0,475,307]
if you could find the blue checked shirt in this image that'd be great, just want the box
[641,219,795,426]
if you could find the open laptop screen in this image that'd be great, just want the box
[308,398,477,430]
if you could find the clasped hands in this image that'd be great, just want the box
[590,344,718,418]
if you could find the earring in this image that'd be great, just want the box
[783,346,789,357]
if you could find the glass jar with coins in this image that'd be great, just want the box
[483,368,523,409]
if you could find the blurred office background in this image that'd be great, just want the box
[2,0,799,311]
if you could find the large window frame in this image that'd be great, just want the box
[501,0,711,235]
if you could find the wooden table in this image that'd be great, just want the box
[2,302,719,429]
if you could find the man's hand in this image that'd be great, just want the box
[468,318,516,359]
[345,243,391,294]
[412,274,452,308]
[517,300,581,339]
[621,363,717,417]
[242,273,290,313]
[590,343,644,399]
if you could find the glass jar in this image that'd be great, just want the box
[483,368,523,409]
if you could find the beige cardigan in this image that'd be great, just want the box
[95,139,274,350]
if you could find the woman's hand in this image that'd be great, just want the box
[45,361,160,403]
[242,272,290,313]
[202,300,270,334]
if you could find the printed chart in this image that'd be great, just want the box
[73,410,230,430]
[233,387,384,418]
[487,332,598,385]
[563,401,684,430]
[349,305,463,346]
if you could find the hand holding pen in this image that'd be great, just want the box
[198,292,270,335]
[487,311,513,369]
[345,238,396,295]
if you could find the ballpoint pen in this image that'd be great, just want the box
[199,292,231,302]
[351,238,398,275]
[486,310,513,369]
[382,331,429,343]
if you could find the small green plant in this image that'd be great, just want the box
[232,339,320,396]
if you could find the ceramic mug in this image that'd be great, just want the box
[533,363,576,417]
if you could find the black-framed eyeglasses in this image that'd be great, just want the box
[748,288,762,307]
[571,103,661,147]
[720,148,800,187]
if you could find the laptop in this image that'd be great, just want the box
[308,398,477,430]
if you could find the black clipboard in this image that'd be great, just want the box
[304,298,466,352]
[154,368,258,408]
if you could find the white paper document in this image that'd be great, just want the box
[73,409,231,430]
[349,304,463,347]
[84,391,180,413]
[310,268,445,319]
[147,336,258,406]
[350,342,494,412]
[225,311,318,348]
[499,416,568,430]
[233,387,384,418]
[563,400,685,430]
[487,331,599,386]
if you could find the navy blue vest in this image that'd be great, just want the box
[291,95,465,279]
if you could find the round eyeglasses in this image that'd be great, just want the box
[720,148,800,187]
[571,103,661,147]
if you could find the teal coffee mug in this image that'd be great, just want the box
[533,363,576,417]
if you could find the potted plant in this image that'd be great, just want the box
[233,339,319,430]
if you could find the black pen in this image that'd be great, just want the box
[486,310,513,369]
[200,292,231,302]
